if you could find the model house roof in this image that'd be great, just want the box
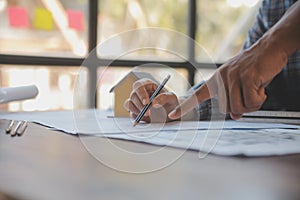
[109,71,156,93]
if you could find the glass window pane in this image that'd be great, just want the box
[0,0,88,57]
[0,65,88,112]
[97,66,189,110]
[97,0,188,61]
[196,0,261,63]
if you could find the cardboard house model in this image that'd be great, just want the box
[109,71,156,117]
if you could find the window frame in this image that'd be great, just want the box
[0,0,219,108]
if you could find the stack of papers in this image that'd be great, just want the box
[2,109,300,156]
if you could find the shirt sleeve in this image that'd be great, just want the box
[243,1,268,50]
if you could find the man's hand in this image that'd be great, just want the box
[169,38,288,120]
[124,78,180,123]
[169,1,300,120]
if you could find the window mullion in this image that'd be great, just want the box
[187,0,197,86]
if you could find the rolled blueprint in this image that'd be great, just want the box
[0,85,39,104]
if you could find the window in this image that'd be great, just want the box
[0,0,88,57]
[0,0,260,111]
[196,0,260,62]
[0,65,88,112]
[98,0,188,61]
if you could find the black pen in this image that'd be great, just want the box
[133,74,171,127]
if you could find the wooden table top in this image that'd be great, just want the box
[0,119,300,200]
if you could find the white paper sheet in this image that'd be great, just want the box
[1,109,299,135]
[1,109,300,156]
[104,128,300,156]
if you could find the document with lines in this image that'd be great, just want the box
[1,109,300,156]
[1,109,299,134]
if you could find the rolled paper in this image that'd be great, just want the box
[0,85,39,104]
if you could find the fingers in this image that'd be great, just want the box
[168,83,213,120]
[227,81,246,120]
[168,73,221,120]
[130,112,150,123]
[125,79,158,118]
[226,79,266,119]
[152,92,178,108]
[124,99,151,122]
[125,91,179,123]
[228,80,244,115]
[226,76,266,119]
[129,92,144,111]
[124,99,140,116]
[243,83,267,109]
[230,113,243,120]
[133,79,157,105]
[124,95,152,117]
[214,63,268,118]
[124,79,169,121]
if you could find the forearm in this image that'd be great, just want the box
[183,83,225,121]
[179,83,206,121]
[177,96,199,121]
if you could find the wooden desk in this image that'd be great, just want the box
[0,120,300,200]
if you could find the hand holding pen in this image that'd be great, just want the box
[124,75,183,125]
[133,75,171,126]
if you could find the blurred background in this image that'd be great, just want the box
[0,0,261,112]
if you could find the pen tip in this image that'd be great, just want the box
[133,121,138,127]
